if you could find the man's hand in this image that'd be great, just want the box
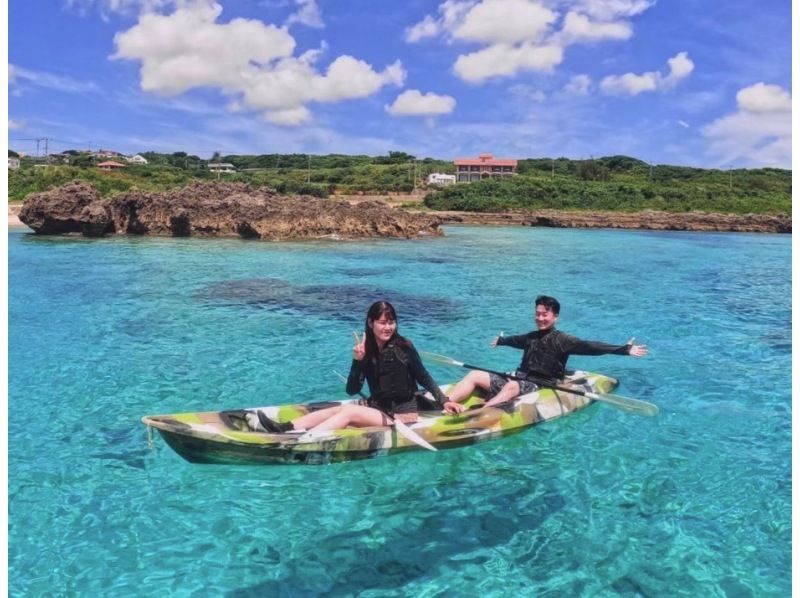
[626,337,648,357]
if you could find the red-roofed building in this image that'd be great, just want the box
[97,160,127,171]
[453,153,518,182]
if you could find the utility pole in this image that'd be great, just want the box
[307,153,311,183]
[729,168,732,190]
[551,158,555,179]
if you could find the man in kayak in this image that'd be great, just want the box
[256,300,462,434]
[447,295,648,409]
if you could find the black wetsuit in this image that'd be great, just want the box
[497,327,630,380]
[346,339,448,415]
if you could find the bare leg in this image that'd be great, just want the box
[447,371,492,403]
[288,405,350,430]
[483,381,521,408]
[308,403,389,432]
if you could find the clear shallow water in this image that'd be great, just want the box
[8,226,790,596]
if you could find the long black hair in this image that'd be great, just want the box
[363,300,411,361]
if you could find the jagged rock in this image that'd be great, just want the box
[19,181,443,240]
[19,181,103,235]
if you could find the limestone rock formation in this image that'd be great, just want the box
[19,182,443,240]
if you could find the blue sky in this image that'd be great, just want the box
[7,0,792,168]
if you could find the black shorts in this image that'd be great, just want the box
[488,373,539,397]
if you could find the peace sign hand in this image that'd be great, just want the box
[352,331,366,361]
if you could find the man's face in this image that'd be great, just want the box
[534,304,558,331]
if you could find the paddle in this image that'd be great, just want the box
[332,370,438,452]
[421,351,659,417]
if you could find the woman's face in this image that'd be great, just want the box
[369,314,397,345]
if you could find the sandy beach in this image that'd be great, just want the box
[8,204,23,227]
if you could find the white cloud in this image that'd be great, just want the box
[556,11,632,44]
[405,15,440,42]
[663,51,694,86]
[452,0,556,44]
[564,73,591,94]
[678,120,689,128]
[285,0,324,29]
[736,82,792,113]
[407,0,655,84]
[455,43,563,82]
[385,90,456,116]
[8,119,26,130]
[112,3,404,125]
[702,83,791,168]
[600,52,694,95]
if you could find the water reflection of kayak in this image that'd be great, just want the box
[142,371,617,466]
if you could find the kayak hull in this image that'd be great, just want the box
[142,371,617,465]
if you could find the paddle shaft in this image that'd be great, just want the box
[457,362,601,399]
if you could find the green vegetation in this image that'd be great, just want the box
[7,152,790,215]
[425,156,790,215]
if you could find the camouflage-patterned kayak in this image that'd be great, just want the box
[142,370,617,465]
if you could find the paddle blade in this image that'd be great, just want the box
[394,420,437,452]
[588,391,659,417]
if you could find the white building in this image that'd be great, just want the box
[208,162,236,173]
[127,154,148,165]
[8,157,20,170]
[427,172,456,186]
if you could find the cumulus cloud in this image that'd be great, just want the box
[600,51,694,95]
[452,0,556,44]
[564,74,591,94]
[455,43,563,83]
[406,0,655,83]
[736,82,792,113]
[702,82,791,168]
[405,15,440,42]
[385,90,456,116]
[555,11,632,44]
[112,3,404,125]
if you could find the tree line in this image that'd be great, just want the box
[8,151,790,215]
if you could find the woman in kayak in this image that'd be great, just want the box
[447,295,648,409]
[256,300,462,434]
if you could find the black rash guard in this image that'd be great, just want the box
[497,327,630,380]
[346,338,447,414]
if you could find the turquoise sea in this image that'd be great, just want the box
[8,225,791,596]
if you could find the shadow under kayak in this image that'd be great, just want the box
[141,370,618,465]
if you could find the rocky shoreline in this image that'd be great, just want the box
[16,182,442,240]
[10,183,791,236]
[432,208,791,234]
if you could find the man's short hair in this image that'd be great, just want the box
[535,295,560,315]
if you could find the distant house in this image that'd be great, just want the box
[97,160,127,171]
[427,173,456,186]
[453,153,518,183]
[208,162,236,173]
[127,154,148,165]
[94,149,122,159]
[8,157,20,170]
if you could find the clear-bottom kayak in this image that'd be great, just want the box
[142,371,618,465]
